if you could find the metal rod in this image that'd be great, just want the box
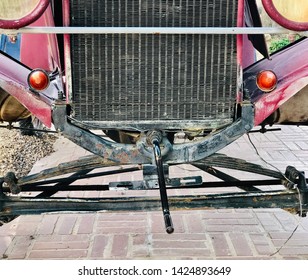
[0,124,58,134]
[20,167,140,188]
[152,139,174,234]
[17,155,117,186]
[4,179,285,193]
[193,155,284,179]
[193,164,262,192]
[20,184,110,192]
[35,168,94,198]
[1,27,304,35]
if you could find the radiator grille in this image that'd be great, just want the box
[70,0,238,125]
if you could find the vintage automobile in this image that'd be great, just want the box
[1,0,308,232]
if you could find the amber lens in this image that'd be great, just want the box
[256,70,277,92]
[28,69,49,91]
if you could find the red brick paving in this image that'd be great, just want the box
[1,126,308,259]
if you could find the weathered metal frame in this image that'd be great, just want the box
[1,152,308,220]
[52,102,254,164]
[1,1,308,227]
[68,117,233,131]
[0,191,305,217]
[1,153,287,191]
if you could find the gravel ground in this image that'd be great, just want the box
[0,126,57,178]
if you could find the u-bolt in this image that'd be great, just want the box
[150,132,174,234]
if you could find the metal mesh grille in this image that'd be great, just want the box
[70,0,238,123]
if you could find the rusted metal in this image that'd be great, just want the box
[3,172,19,194]
[16,154,118,187]
[52,103,254,165]
[283,167,308,217]
[193,164,262,192]
[1,0,308,231]
[14,152,284,189]
[18,166,141,190]
[1,151,307,230]
[1,178,289,193]
[196,153,284,179]
[0,190,306,217]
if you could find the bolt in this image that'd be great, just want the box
[245,124,252,131]
[58,91,64,100]
[75,130,83,137]
[226,130,234,137]
[8,35,17,43]
[146,130,163,146]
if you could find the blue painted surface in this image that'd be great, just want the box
[0,34,21,60]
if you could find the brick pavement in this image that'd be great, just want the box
[1,126,308,259]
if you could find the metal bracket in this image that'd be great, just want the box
[52,102,254,165]
[109,176,203,190]
[285,166,308,217]
[2,150,307,231]
[298,171,308,217]
[3,172,20,194]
